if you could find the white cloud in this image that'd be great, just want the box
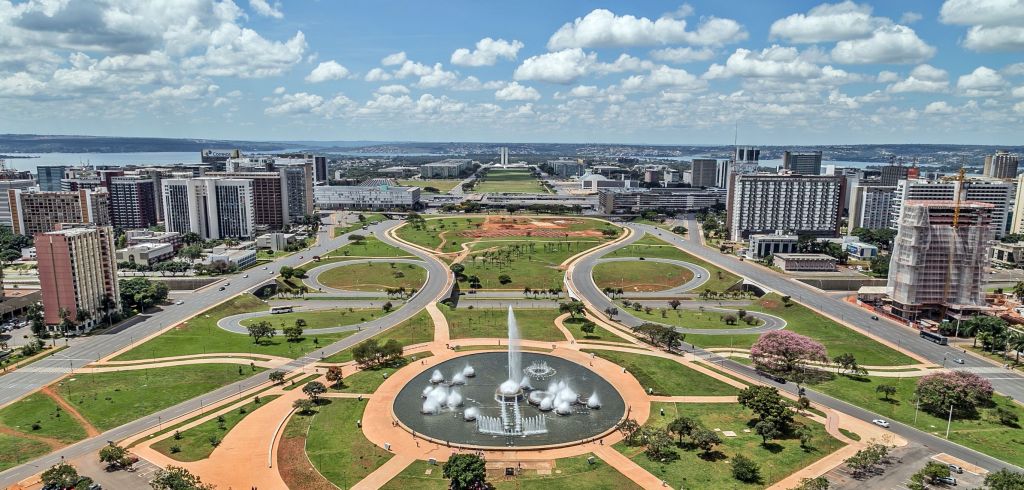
[0,72,45,96]
[546,8,745,50]
[382,52,408,66]
[495,81,541,101]
[877,70,900,83]
[568,85,601,98]
[250,0,283,19]
[593,54,656,74]
[649,47,715,63]
[414,63,458,89]
[704,46,823,79]
[957,66,1008,96]
[265,91,356,118]
[1015,101,1024,113]
[1012,86,1024,98]
[887,64,950,93]
[450,76,505,91]
[451,38,524,66]
[620,66,704,92]
[375,84,410,95]
[514,48,596,84]
[962,25,1024,52]
[183,29,307,78]
[924,100,955,114]
[900,11,923,24]
[1003,63,1024,76]
[769,1,889,43]
[830,25,935,64]
[940,0,1024,52]
[305,60,350,83]
[365,68,392,82]
[415,94,466,114]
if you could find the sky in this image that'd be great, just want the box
[0,0,1023,146]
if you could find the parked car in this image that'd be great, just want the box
[872,419,890,428]
[948,464,964,474]
[953,358,965,364]
[936,476,957,486]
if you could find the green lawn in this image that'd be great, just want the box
[306,399,393,488]
[605,236,741,292]
[584,349,741,396]
[113,295,358,361]
[325,236,413,258]
[811,374,1024,467]
[617,402,843,489]
[53,364,265,432]
[331,353,434,394]
[445,306,565,342]
[317,261,426,292]
[475,169,548,193]
[460,239,603,290]
[239,308,390,330]
[323,309,436,363]
[0,433,51,472]
[623,304,765,329]
[593,260,693,292]
[0,392,88,443]
[397,179,462,193]
[332,214,386,237]
[395,217,485,253]
[564,317,633,344]
[383,454,641,490]
[151,395,280,461]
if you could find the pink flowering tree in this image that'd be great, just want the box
[915,371,994,418]
[750,331,829,385]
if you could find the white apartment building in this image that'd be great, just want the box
[314,184,420,210]
[420,159,472,179]
[727,174,844,241]
[162,177,256,240]
[848,184,896,230]
[891,178,1014,237]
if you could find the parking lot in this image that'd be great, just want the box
[828,444,987,489]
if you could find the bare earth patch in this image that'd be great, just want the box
[277,431,335,490]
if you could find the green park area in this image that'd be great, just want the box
[616,402,842,489]
[474,169,548,193]
[323,310,435,363]
[332,213,386,237]
[0,433,50,472]
[304,399,393,488]
[605,235,741,292]
[0,392,88,443]
[445,306,564,342]
[383,454,641,490]
[593,260,693,292]
[811,374,1024,467]
[53,364,264,431]
[239,308,389,330]
[332,352,434,394]
[459,238,604,290]
[620,304,766,330]
[584,350,740,396]
[152,395,280,461]
[113,295,356,361]
[563,317,632,343]
[395,217,484,253]
[317,261,426,292]
[397,179,462,193]
[325,236,413,259]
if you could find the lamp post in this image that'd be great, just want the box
[946,404,954,439]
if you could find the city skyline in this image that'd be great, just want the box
[0,1,1023,145]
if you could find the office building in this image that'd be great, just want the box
[37,166,66,192]
[888,201,993,320]
[36,225,119,331]
[0,178,36,226]
[550,159,585,178]
[893,178,1014,237]
[727,174,845,241]
[782,151,823,175]
[9,189,111,236]
[314,181,419,210]
[115,242,174,265]
[773,253,837,272]
[421,159,472,179]
[314,155,328,182]
[747,232,799,259]
[108,175,157,229]
[201,149,241,170]
[126,230,183,250]
[690,159,718,188]
[880,164,910,187]
[278,161,315,223]
[847,242,879,259]
[733,146,760,174]
[597,187,725,214]
[162,177,256,240]
[207,171,285,230]
[225,156,273,173]
[990,242,1024,268]
[984,150,1019,180]
[256,232,297,252]
[849,184,896,230]
[500,147,509,166]
[379,166,419,178]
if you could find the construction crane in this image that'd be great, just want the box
[941,166,967,321]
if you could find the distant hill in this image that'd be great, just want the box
[0,134,294,153]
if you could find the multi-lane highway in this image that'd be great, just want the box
[567,220,1023,473]
[0,218,452,487]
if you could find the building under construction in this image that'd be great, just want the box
[888,200,993,320]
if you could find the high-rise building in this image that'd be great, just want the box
[0,178,36,226]
[715,160,731,188]
[892,178,1014,237]
[9,189,111,236]
[848,184,896,230]
[782,151,823,175]
[278,161,315,223]
[162,177,255,240]
[888,201,993,320]
[690,159,719,188]
[201,149,241,171]
[984,150,1019,180]
[499,147,509,165]
[727,174,845,241]
[314,155,328,183]
[37,166,66,191]
[879,164,909,186]
[207,172,285,231]
[421,159,472,178]
[108,175,157,229]
[36,225,119,332]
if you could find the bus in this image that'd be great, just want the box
[920,330,948,345]
[270,306,294,314]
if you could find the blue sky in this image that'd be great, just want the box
[0,0,1022,145]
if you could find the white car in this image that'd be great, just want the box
[243,274,249,278]
[175,300,184,305]
[872,419,890,428]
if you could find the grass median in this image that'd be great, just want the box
[584,349,741,396]
[151,395,280,462]
[445,306,564,342]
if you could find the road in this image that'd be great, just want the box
[0,218,452,487]
[567,221,1023,473]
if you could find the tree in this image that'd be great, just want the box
[293,398,315,414]
[269,371,286,384]
[915,370,993,418]
[246,321,276,344]
[41,462,85,489]
[876,384,897,401]
[279,266,294,281]
[738,386,794,430]
[325,366,344,388]
[443,453,488,490]
[731,454,760,483]
[750,330,828,385]
[150,465,214,490]
[833,353,857,374]
[920,461,951,483]
[691,427,721,457]
[99,443,132,469]
[302,381,327,402]
[795,476,830,490]
[449,263,465,276]
[579,320,596,336]
[754,419,781,445]
[869,254,889,277]
[178,244,203,261]
[382,301,394,312]
[995,406,1019,426]
[497,274,512,284]
[27,302,45,336]
[667,416,697,444]
[558,300,585,319]
[350,233,366,245]
[668,299,681,310]
[641,427,676,460]
[283,324,303,342]
[984,469,1024,490]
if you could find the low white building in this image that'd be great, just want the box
[257,232,297,251]
[773,253,838,272]
[206,249,256,269]
[20,247,36,260]
[847,242,879,259]
[747,232,799,259]
[314,184,420,210]
[115,242,175,265]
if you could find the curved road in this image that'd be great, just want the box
[0,218,452,487]
[593,256,709,297]
[303,258,427,296]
